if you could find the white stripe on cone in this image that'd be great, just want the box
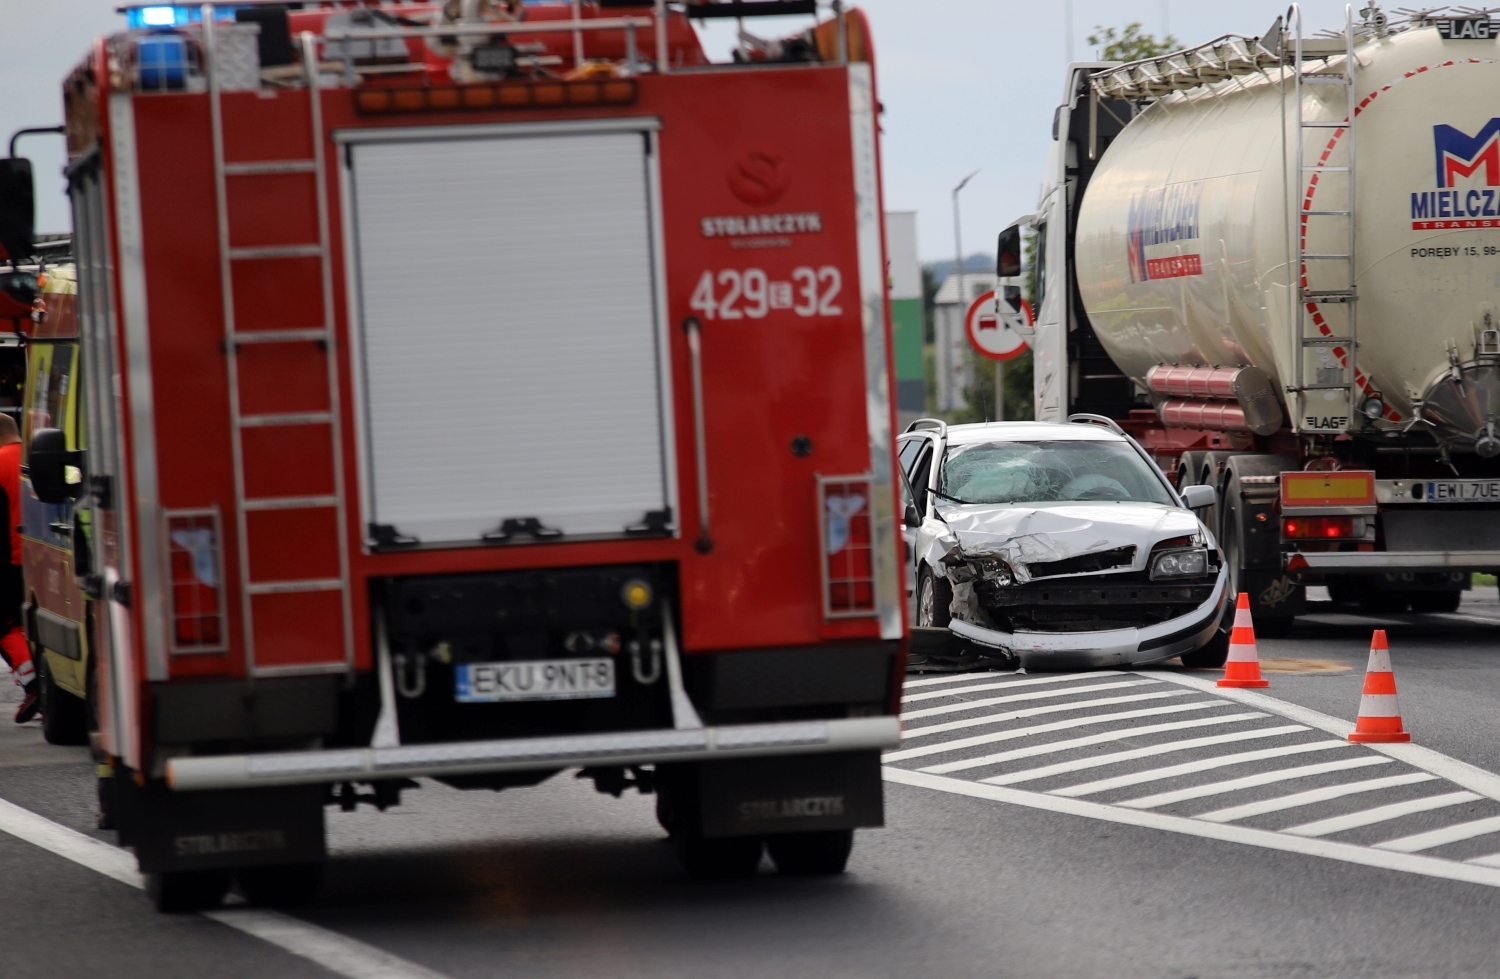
[1366,647,1394,674]
[1227,640,1258,663]
[1357,693,1402,718]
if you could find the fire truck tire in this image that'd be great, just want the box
[147,869,232,913]
[237,863,325,908]
[917,569,953,628]
[1179,629,1230,669]
[37,653,88,746]
[766,829,854,876]
[675,835,764,880]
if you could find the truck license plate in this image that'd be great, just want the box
[455,658,616,703]
[1416,480,1500,502]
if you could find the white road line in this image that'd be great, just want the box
[1374,815,1500,853]
[0,796,449,979]
[903,670,1122,692]
[1196,772,1438,824]
[1051,740,1357,798]
[885,701,1228,763]
[921,712,1273,775]
[1280,790,1480,838]
[978,725,1309,786]
[1466,852,1500,868]
[901,671,1015,690]
[901,679,1162,721]
[903,674,1140,704]
[902,690,1194,740]
[882,766,1500,891]
[1118,756,1392,810]
[1145,671,1500,802]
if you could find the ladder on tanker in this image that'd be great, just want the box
[1289,3,1361,430]
[203,19,355,678]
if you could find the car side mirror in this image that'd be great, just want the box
[28,428,83,504]
[1180,484,1216,510]
[904,504,922,529]
[0,158,35,263]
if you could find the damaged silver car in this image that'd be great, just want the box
[899,416,1229,670]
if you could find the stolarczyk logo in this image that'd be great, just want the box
[727,149,790,206]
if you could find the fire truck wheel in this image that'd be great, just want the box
[1409,590,1462,614]
[675,835,764,880]
[1179,629,1229,669]
[147,869,232,913]
[766,829,854,876]
[917,569,953,628]
[37,654,88,746]
[237,863,325,907]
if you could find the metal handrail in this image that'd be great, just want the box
[1066,413,1127,435]
[904,418,948,435]
[683,317,713,554]
[319,16,651,42]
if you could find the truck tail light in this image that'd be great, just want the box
[1283,515,1365,539]
[165,509,228,653]
[818,475,876,618]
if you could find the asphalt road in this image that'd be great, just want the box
[3,590,1500,979]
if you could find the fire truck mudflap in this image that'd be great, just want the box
[30,1,906,908]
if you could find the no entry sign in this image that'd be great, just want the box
[965,290,1030,362]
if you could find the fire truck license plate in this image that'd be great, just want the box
[455,658,616,702]
[1417,480,1500,502]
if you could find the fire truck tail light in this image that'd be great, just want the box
[819,476,877,618]
[1282,516,1364,539]
[355,79,637,115]
[165,510,228,653]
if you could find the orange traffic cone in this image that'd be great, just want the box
[1218,592,1269,688]
[1348,629,1411,743]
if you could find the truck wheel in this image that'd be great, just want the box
[237,863,324,907]
[147,869,232,913]
[1410,591,1462,614]
[676,835,764,880]
[37,654,88,746]
[766,829,854,876]
[1179,629,1229,669]
[917,569,953,628]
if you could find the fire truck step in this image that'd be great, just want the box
[227,244,323,260]
[238,412,333,428]
[241,495,339,512]
[223,160,317,176]
[246,579,344,596]
[232,329,329,344]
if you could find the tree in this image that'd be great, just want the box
[1087,23,1179,63]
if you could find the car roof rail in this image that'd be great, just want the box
[904,418,948,436]
[1066,413,1127,436]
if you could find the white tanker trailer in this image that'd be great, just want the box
[997,4,1500,632]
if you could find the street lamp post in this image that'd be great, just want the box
[952,169,986,418]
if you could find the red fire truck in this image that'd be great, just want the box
[6,0,906,910]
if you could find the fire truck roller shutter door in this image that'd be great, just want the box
[343,121,672,546]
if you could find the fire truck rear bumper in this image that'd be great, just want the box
[1287,550,1500,572]
[165,716,902,792]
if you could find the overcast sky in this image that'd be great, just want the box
[4,0,1357,259]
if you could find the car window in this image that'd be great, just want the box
[937,439,1176,506]
[910,444,934,512]
[898,437,924,478]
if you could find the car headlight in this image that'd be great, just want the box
[969,558,1015,586]
[1150,548,1215,579]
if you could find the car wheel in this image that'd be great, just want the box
[766,829,854,876]
[38,652,88,746]
[917,569,953,628]
[1180,629,1229,669]
[147,869,232,913]
[676,835,764,880]
[1409,591,1462,614]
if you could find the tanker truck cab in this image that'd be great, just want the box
[905,416,1228,669]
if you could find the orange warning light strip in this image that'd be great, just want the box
[354,79,638,115]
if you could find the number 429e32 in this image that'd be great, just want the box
[689,266,843,321]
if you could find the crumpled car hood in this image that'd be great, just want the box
[932,503,1205,583]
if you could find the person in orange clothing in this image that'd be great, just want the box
[0,414,36,721]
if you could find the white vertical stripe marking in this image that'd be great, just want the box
[1196,772,1439,823]
[1280,791,1479,837]
[1117,755,1391,809]
[921,712,1273,775]
[1050,740,1355,798]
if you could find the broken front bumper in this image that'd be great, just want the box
[947,568,1228,669]
[165,716,902,792]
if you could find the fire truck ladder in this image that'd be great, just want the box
[204,19,354,678]
[1288,3,1359,429]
